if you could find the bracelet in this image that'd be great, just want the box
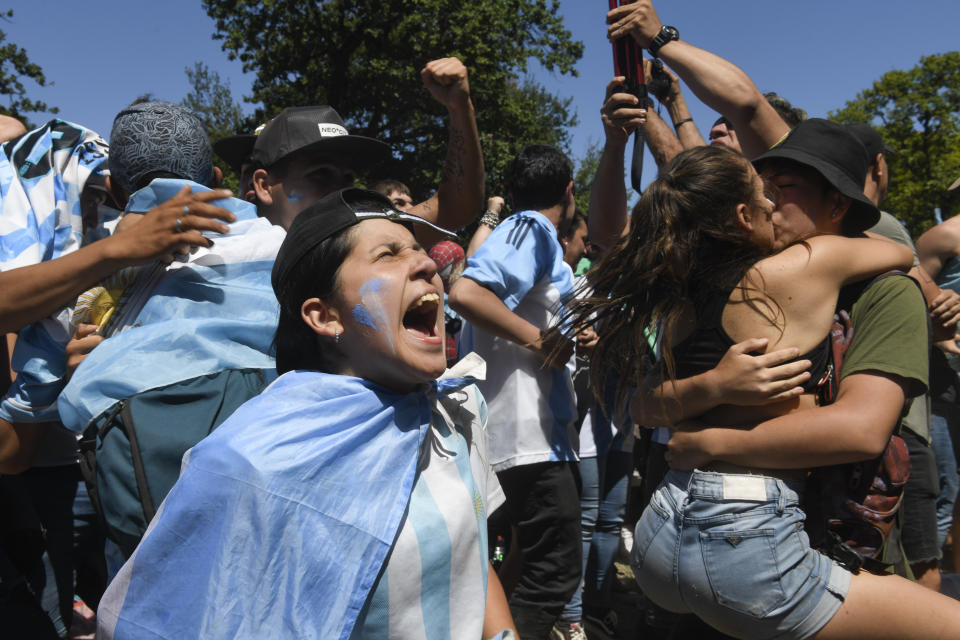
[479,210,500,228]
[673,117,694,130]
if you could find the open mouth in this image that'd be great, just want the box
[402,292,441,340]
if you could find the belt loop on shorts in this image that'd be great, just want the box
[775,479,786,515]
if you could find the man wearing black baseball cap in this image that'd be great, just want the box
[240,57,483,239]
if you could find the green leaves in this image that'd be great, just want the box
[201,0,583,202]
[0,10,57,126]
[830,52,960,236]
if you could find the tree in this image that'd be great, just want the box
[202,0,583,201]
[0,9,57,125]
[830,52,960,237]
[183,62,246,142]
[573,140,602,214]
[182,62,247,192]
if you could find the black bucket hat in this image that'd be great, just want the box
[212,121,269,173]
[251,106,390,172]
[753,118,880,234]
[271,188,455,292]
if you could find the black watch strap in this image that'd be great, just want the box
[649,25,679,57]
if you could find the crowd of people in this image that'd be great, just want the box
[3,1,960,639]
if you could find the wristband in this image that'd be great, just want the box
[479,210,500,228]
[673,117,694,130]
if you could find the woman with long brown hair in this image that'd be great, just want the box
[561,143,960,639]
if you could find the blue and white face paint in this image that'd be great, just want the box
[330,219,447,391]
[357,277,394,354]
[351,303,377,330]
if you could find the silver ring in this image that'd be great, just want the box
[175,217,184,233]
[182,204,189,216]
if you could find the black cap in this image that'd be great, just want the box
[213,133,257,173]
[845,122,892,161]
[251,106,390,171]
[271,188,456,291]
[753,118,880,234]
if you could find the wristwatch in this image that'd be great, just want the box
[649,25,679,57]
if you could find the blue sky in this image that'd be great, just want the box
[6,0,960,191]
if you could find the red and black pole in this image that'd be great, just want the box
[609,0,647,194]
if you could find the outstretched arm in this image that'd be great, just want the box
[607,1,789,158]
[642,107,685,170]
[0,186,236,334]
[589,78,647,254]
[467,197,505,258]
[658,64,706,149]
[411,57,484,245]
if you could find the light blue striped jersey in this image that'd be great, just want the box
[352,380,504,639]
[459,210,577,471]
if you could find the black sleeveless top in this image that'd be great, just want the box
[671,288,831,393]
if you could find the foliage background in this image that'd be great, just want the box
[201,0,583,208]
[830,52,960,237]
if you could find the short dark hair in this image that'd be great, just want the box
[273,226,358,374]
[763,92,807,129]
[559,207,586,241]
[505,144,573,212]
[371,179,411,199]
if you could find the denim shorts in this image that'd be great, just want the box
[631,470,850,640]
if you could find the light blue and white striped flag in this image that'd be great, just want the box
[96,370,475,640]
[56,178,284,433]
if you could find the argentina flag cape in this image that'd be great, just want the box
[0,119,109,271]
[0,120,112,422]
[57,178,284,433]
[96,370,477,640]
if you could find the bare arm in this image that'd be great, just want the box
[667,371,907,469]
[411,58,484,245]
[589,78,646,254]
[607,1,789,158]
[642,107,685,170]
[916,222,959,280]
[659,65,706,149]
[800,235,914,287]
[449,277,572,367]
[0,419,51,474]
[466,197,504,259]
[0,186,235,334]
[482,565,517,639]
[632,338,811,426]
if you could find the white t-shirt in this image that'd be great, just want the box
[459,211,578,472]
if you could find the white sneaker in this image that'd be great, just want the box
[618,525,634,562]
[550,621,588,640]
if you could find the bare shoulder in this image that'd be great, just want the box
[752,242,814,279]
[918,218,960,256]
